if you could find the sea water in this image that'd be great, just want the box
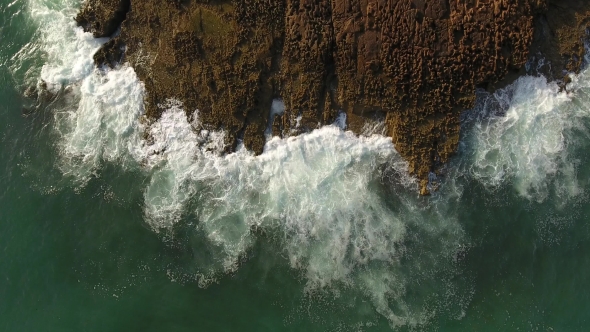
[2,0,590,331]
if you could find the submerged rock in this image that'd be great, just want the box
[21,80,61,115]
[75,0,590,194]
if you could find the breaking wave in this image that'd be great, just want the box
[460,71,590,202]
[12,0,590,328]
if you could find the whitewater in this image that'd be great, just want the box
[5,0,590,329]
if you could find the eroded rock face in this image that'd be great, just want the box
[75,0,130,37]
[76,0,590,194]
[530,1,590,80]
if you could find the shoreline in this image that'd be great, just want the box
[74,0,590,194]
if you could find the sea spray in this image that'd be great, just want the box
[61,90,468,327]
[55,66,145,182]
[19,0,105,87]
[460,71,590,202]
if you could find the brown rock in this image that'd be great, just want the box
[76,0,590,194]
[75,0,130,38]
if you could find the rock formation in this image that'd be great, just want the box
[75,0,590,194]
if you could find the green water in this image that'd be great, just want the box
[2,1,590,331]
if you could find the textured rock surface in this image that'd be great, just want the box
[76,0,590,194]
[75,0,130,37]
[530,1,590,80]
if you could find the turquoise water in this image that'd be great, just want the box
[2,0,590,331]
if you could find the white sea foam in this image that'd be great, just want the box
[265,98,286,136]
[55,65,146,180]
[33,0,106,88]
[12,0,144,183]
[333,111,347,130]
[270,99,285,117]
[461,70,590,202]
[141,102,467,328]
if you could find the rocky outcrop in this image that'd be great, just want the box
[75,0,130,38]
[530,1,590,80]
[76,0,590,194]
